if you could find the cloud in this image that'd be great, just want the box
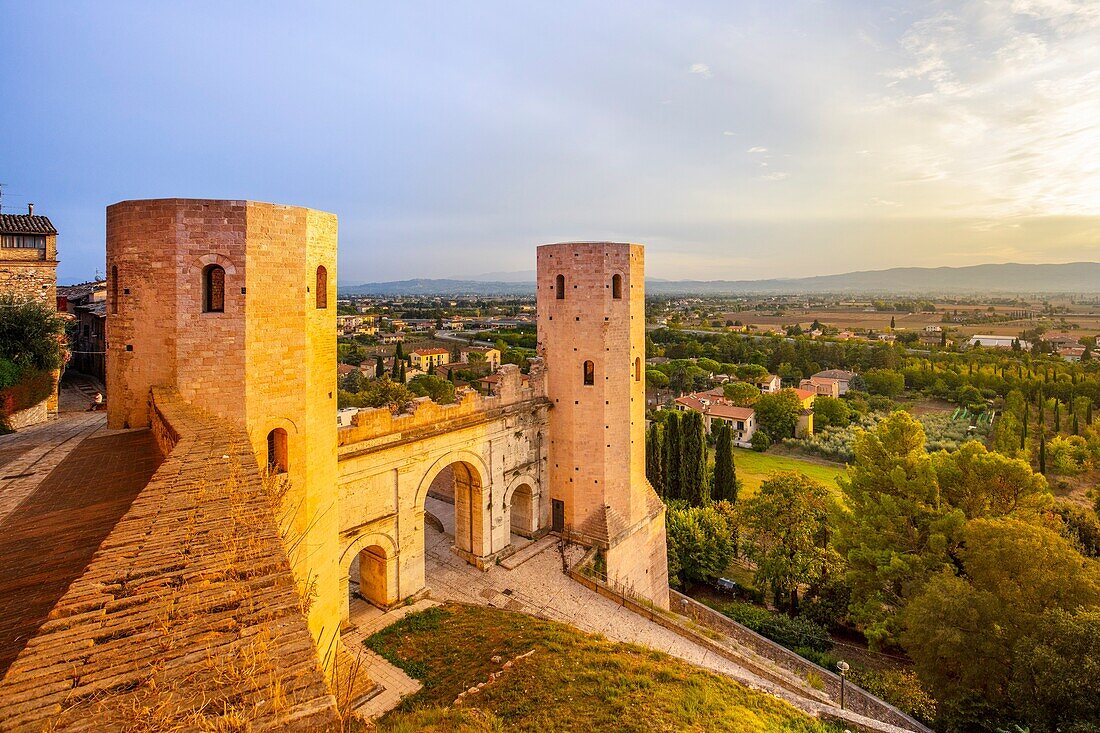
[722,130,736,136]
[746,146,768,153]
[871,197,902,207]
[761,172,788,181]
[689,62,712,78]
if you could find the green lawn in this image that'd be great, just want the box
[365,603,842,733]
[731,448,847,500]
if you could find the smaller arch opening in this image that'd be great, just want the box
[612,274,622,299]
[110,266,119,315]
[202,264,225,313]
[267,428,288,474]
[555,274,565,299]
[316,265,328,309]
[583,360,595,386]
[635,357,642,382]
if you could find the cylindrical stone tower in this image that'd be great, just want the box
[536,242,668,608]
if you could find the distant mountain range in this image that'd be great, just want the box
[339,262,1100,296]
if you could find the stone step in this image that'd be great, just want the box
[499,534,558,570]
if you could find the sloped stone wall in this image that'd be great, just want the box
[0,389,339,731]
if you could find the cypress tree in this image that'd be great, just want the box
[375,355,385,378]
[395,341,405,361]
[1039,434,1047,474]
[680,411,707,506]
[1021,404,1028,450]
[646,424,665,496]
[1073,412,1079,435]
[1054,400,1061,432]
[1088,402,1094,426]
[712,422,737,503]
[663,413,682,500]
[398,361,406,383]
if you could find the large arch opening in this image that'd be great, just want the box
[424,460,486,560]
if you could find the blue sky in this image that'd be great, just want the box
[2,1,1098,283]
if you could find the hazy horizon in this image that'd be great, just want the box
[3,1,1099,283]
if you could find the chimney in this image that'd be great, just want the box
[28,203,34,215]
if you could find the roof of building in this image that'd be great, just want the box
[411,347,449,356]
[337,363,356,376]
[793,388,817,401]
[58,279,106,301]
[0,213,58,235]
[463,345,498,353]
[674,393,754,421]
[813,369,855,380]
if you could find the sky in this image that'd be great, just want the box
[2,1,1099,284]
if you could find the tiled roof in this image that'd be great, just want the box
[793,388,817,401]
[412,348,449,356]
[58,279,105,301]
[0,214,57,235]
[812,369,855,380]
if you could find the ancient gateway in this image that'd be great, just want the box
[105,198,668,655]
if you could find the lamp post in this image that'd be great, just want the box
[836,661,849,710]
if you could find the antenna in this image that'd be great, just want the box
[0,183,5,213]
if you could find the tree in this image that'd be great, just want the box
[711,422,737,503]
[662,412,682,500]
[750,429,771,452]
[679,411,708,506]
[1039,433,1047,474]
[931,441,1050,520]
[645,369,669,390]
[0,295,68,375]
[337,376,412,411]
[646,423,665,496]
[863,368,905,397]
[754,389,803,441]
[837,411,965,649]
[741,472,832,613]
[375,355,385,378]
[735,363,769,382]
[407,374,456,404]
[722,381,760,406]
[890,315,896,330]
[811,395,850,429]
[1009,610,1100,733]
[665,504,737,589]
[340,369,365,393]
[902,518,1100,731]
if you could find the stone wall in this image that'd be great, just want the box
[0,388,339,731]
[0,256,57,305]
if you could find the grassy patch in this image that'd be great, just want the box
[368,603,842,733]
[730,448,846,500]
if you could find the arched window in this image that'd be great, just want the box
[203,264,225,313]
[583,360,594,386]
[635,357,642,382]
[110,266,119,315]
[316,265,328,309]
[612,274,622,299]
[555,274,565,299]
[267,428,288,474]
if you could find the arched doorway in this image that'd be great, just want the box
[508,483,535,537]
[353,544,389,608]
[342,533,399,620]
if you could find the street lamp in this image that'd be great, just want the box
[836,660,850,710]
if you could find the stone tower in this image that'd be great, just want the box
[536,242,669,608]
[105,199,341,645]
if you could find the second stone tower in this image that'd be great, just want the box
[536,242,669,608]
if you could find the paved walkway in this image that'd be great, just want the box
[0,414,162,677]
[341,598,437,718]
[422,497,774,692]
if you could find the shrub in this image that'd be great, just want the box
[714,600,832,653]
[750,430,771,452]
[848,668,937,725]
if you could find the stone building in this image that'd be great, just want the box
[0,206,58,305]
[106,199,342,646]
[536,242,669,609]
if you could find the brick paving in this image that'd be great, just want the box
[0,425,162,677]
[341,598,437,719]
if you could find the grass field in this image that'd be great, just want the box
[731,448,847,500]
[366,603,842,733]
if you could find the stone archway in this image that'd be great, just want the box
[415,451,493,567]
[504,475,539,538]
[340,532,399,618]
